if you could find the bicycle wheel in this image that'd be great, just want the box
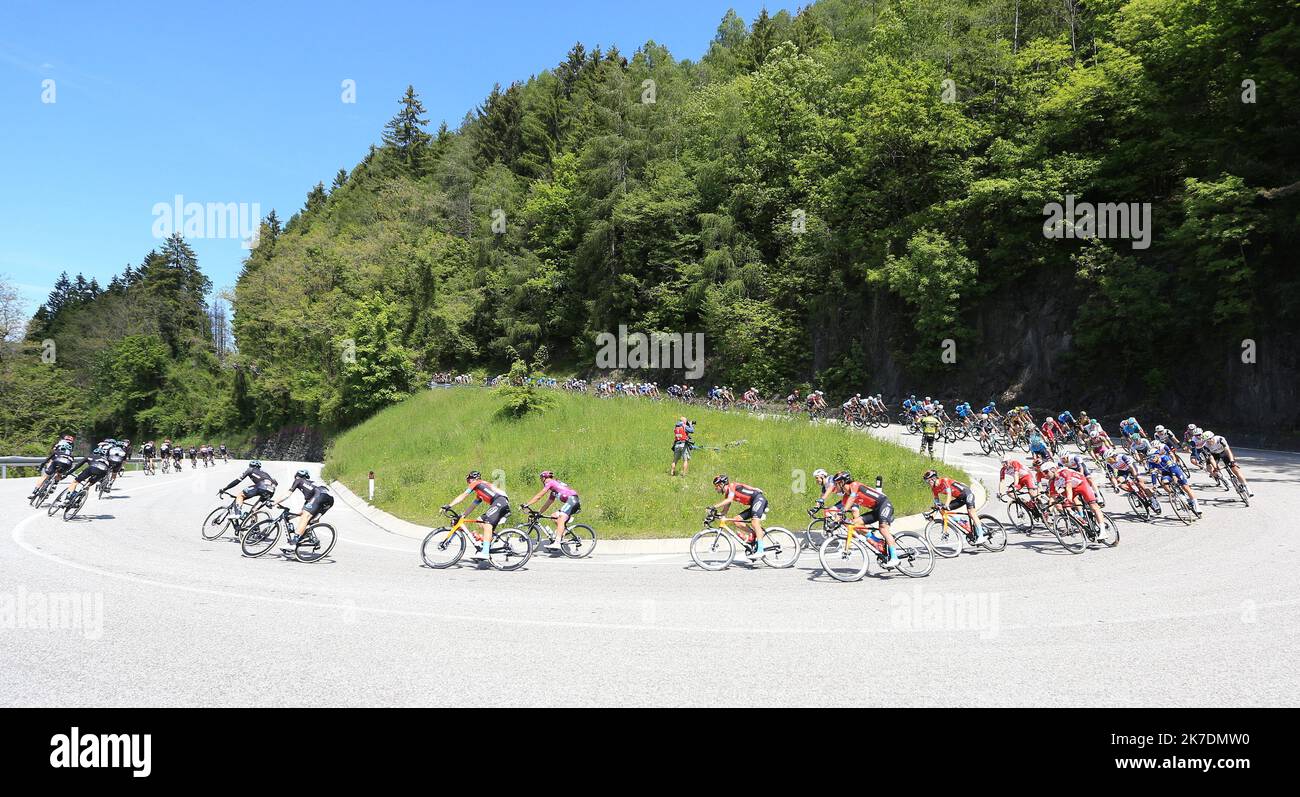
[559,524,597,558]
[758,527,800,569]
[690,529,735,571]
[1007,500,1033,533]
[1166,490,1192,525]
[421,528,464,568]
[1230,473,1250,506]
[1051,514,1088,554]
[818,535,870,582]
[977,516,1007,552]
[47,488,69,517]
[924,519,963,558]
[29,482,50,509]
[236,509,271,537]
[1126,492,1150,522]
[804,517,826,550]
[63,490,87,521]
[241,518,282,558]
[1092,512,1120,547]
[892,532,935,578]
[524,521,548,551]
[488,528,532,571]
[295,523,337,563]
[201,506,232,540]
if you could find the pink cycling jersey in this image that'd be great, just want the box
[544,478,577,500]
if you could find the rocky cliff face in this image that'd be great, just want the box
[814,281,1299,443]
[250,426,327,463]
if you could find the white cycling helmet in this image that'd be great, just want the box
[1202,430,1215,440]
[812,468,828,480]
[1193,426,1204,436]
[1154,424,1165,433]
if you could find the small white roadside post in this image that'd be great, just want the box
[368,470,375,502]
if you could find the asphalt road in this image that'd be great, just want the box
[2,430,1297,707]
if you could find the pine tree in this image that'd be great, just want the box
[304,182,327,214]
[382,85,431,172]
[331,168,349,192]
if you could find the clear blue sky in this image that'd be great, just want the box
[1,0,780,314]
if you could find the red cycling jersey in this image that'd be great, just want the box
[930,477,967,499]
[467,478,504,503]
[842,482,885,510]
[723,483,761,505]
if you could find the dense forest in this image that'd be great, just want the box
[3,0,1298,453]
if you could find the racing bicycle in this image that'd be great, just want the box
[241,505,338,563]
[689,508,800,571]
[420,507,532,571]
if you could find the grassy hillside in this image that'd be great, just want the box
[325,388,967,539]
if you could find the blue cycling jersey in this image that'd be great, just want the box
[981,404,996,415]
[1058,412,1075,424]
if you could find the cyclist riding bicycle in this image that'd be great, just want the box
[219,460,279,518]
[924,469,983,542]
[272,468,335,544]
[1144,448,1202,516]
[998,456,1040,502]
[523,470,581,551]
[710,474,769,560]
[443,471,511,561]
[1044,463,1109,532]
[28,434,77,499]
[1200,430,1253,496]
[830,471,900,568]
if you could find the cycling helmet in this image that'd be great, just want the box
[466,470,481,481]
[713,474,730,486]
[923,469,939,482]
[62,434,75,442]
[812,468,828,480]
[1202,431,1215,440]
[295,468,310,478]
[1154,425,1165,433]
[539,470,554,480]
[249,460,262,469]
[1186,423,1196,430]
[832,470,852,484]
[1000,456,1015,466]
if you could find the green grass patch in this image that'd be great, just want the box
[324,388,968,539]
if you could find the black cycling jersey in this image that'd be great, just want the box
[289,475,328,500]
[223,467,278,493]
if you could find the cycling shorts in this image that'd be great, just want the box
[303,489,334,518]
[480,496,511,529]
[738,492,768,521]
[557,495,581,517]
